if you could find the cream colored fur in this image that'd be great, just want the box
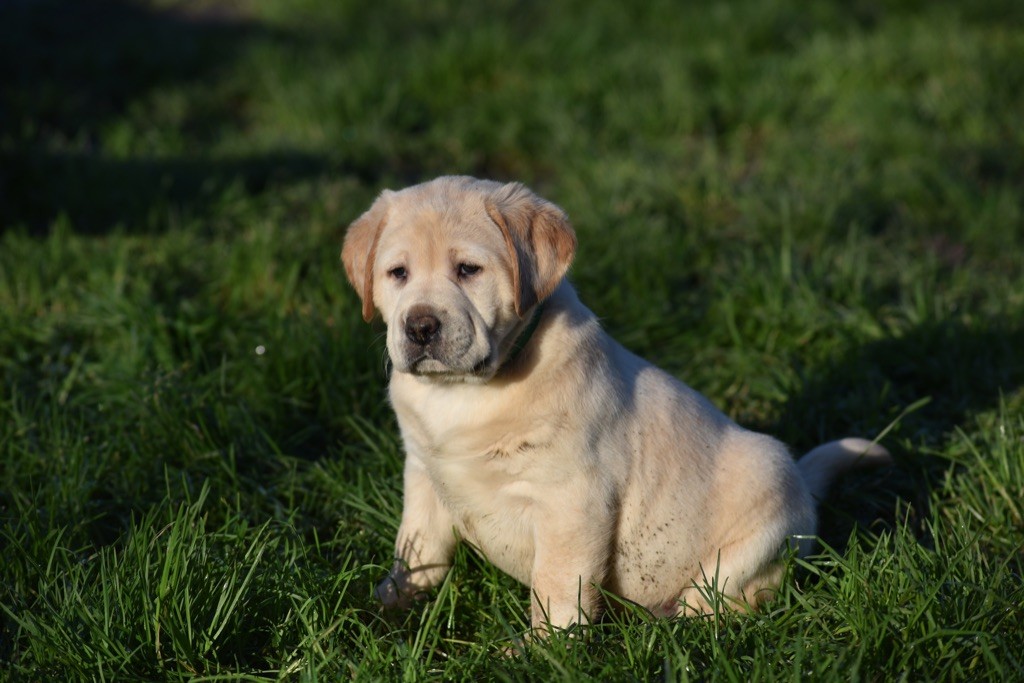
[341,176,890,632]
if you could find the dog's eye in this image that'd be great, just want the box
[388,266,408,281]
[457,263,481,280]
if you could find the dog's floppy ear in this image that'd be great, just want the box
[342,190,392,322]
[485,182,577,316]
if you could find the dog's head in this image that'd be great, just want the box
[342,176,576,383]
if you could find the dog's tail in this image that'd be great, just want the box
[797,437,892,501]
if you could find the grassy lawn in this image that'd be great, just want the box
[2,0,1023,679]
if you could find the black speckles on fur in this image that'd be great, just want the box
[486,440,542,460]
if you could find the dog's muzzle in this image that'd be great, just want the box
[394,304,487,379]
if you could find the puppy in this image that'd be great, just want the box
[342,176,889,632]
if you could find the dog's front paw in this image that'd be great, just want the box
[375,574,405,609]
[375,573,424,611]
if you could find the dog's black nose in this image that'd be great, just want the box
[405,312,441,345]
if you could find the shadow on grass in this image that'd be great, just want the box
[0,0,333,234]
[3,150,332,233]
[776,319,1024,551]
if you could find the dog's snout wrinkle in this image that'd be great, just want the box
[405,307,442,346]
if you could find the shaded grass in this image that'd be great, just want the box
[2,0,1023,679]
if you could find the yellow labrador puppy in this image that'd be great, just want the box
[342,176,889,632]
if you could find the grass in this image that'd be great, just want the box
[1,0,1023,679]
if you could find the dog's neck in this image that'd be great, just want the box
[500,301,547,370]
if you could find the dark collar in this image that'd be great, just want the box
[501,302,546,369]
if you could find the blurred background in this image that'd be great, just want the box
[4,0,1021,432]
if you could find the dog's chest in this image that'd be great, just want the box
[429,452,538,582]
[392,380,562,582]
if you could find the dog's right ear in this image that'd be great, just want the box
[342,190,392,322]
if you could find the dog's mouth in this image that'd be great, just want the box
[407,352,493,381]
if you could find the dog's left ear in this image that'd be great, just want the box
[342,190,393,322]
[485,183,577,316]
